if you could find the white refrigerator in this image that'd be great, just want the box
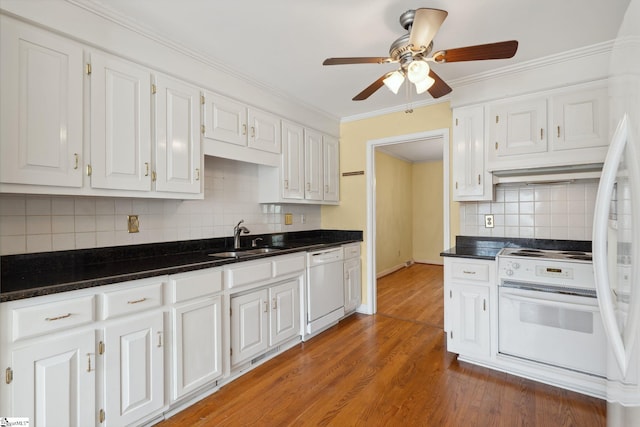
[593,1,640,425]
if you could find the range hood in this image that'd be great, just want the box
[491,163,604,184]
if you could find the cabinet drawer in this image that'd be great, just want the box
[452,262,490,282]
[170,268,223,303]
[343,244,360,259]
[102,281,163,319]
[12,295,95,341]
[226,260,272,289]
[273,254,305,277]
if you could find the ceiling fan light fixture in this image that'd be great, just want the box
[407,60,430,83]
[383,70,405,94]
[414,75,435,94]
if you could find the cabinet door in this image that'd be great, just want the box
[103,311,164,427]
[551,87,608,151]
[0,16,83,187]
[449,283,490,357]
[230,290,268,366]
[202,92,247,146]
[304,129,323,201]
[281,121,305,199]
[248,109,281,153]
[453,106,490,200]
[11,330,95,426]
[171,296,222,401]
[155,74,202,194]
[90,52,152,191]
[344,258,361,314]
[269,279,300,347]
[490,98,547,158]
[322,135,340,202]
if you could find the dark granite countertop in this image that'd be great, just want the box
[0,229,362,302]
[440,235,592,261]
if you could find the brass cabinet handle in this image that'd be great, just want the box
[195,168,200,181]
[483,299,487,311]
[127,297,147,304]
[495,142,498,150]
[152,171,157,182]
[87,353,92,372]
[284,179,289,190]
[74,153,79,170]
[557,126,561,138]
[272,298,277,310]
[455,181,458,190]
[251,126,256,138]
[263,301,268,313]
[242,124,247,136]
[477,174,481,185]
[157,331,163,348]
[540,128,544,140]
[45,313,71,321]
[144,162,149,177]
[462,270,476,275]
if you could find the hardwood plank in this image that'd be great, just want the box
[157,264,605,426]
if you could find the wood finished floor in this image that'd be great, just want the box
[157,263,605,426]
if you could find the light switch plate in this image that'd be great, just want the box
[484,214,494,228]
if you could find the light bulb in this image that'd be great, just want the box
[407,60,430,83]
[383,71,405,94]
[414,75,435,94]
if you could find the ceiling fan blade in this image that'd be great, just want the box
[353,74,388,101]
[433,40,518,63]
[323,57,392,65]
[408,8,448,52]
[427,69,452,99]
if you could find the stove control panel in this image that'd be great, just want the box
[535,265,573,279]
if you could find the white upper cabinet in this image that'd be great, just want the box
[490,97,548,159]
[322,135,340,202]
[202,91,281,154]
[202,93,247,146]
[90,51,152,191]
[452,105,492,201]
[0,16,84,188]
[304,129,324,201]
[154,74,202,194]
[248,109,281,154]
[281,121,305,199]
[551,86,608,151]
[487,81,609,171]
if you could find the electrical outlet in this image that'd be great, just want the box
[300,214,306,224]
[128,215,139,233]
[484,214,494,228]
[284,213,293,225]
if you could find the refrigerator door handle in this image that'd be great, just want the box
[593,114,630,375]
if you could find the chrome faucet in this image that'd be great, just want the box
[233,219,250,249]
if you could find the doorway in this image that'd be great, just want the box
[364,129,450,314]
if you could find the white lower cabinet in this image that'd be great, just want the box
[168,268,224,402]
[448,282,490,357]
[444,257,494,359]
[102,310,164,427]
[10,330,96,426]
[343,243,361,315]
[230,277,301,367]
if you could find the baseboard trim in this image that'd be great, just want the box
[413,259,444,266]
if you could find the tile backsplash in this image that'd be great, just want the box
[0,157,321,255]
[459,180,599,241]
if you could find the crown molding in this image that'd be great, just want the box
[340,96,451,123]
[66,0,340,124]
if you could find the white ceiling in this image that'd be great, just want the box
[82,0,630,121]
[377,138,443,163]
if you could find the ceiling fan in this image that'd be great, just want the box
[323,8,518,101]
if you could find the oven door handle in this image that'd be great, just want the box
[501,290,600,313]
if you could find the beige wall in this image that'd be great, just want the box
[374,151,413,274]
[412,160,444,264]
[321,102,458,307]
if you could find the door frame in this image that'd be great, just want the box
[363,128,450,315]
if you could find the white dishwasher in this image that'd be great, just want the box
[305,246,345,339]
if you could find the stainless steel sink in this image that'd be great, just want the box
[208,247,282,258]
